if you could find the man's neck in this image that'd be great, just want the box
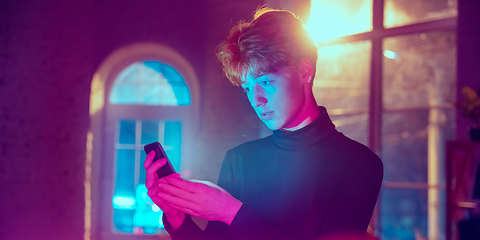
[281,105,321,132]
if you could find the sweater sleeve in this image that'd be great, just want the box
[163,214,204,239]
[225,204,302,240]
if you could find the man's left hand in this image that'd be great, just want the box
[158,177,242,225]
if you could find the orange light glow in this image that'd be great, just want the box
[89,73,104,116]
[307,0,373,42]
[84,131,93,240]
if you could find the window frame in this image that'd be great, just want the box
[87,42,200,240]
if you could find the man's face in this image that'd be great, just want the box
[241,66,307,130]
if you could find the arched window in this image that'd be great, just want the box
[87,43,199,239]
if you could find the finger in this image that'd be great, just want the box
[159,182,196,202]
[145,158,167,188]
[167,202,198,217]
[143,150,156,168]
[147,187,180,215]
[171,173,182,179]
[147,187,159,199]
[147,186,163,204]
[153,173,181,186]
[159,192,198,211]
[148,174,179,192]
[146,173,156,189]
[152,196,179,216]
[156,177,170,185]
[155,199,179,216]
[164,177,204,193]
[159,173,182,185]
[146,158,167,174]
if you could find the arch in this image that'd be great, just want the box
[90,42,200,115]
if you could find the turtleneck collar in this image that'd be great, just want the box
[272,106,337,150]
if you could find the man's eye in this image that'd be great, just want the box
[243,87,250,92]
[261,80,270,86]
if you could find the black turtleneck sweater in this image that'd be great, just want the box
[165,107,383,240]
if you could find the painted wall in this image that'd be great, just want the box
[1,1,94,239]
[456,0,480,140]
[0,0,263,239]
[2,0,478,239]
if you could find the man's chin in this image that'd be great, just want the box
[263,121,282,131]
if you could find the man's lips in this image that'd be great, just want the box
[260,111,273,121]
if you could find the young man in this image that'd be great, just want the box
[145,7,383,240]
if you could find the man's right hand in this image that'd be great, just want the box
[144,151,185,230]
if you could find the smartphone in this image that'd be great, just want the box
[144,142,176,178]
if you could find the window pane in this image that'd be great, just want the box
[114,209,134,233]
[171,85,191,106]
[383,31,456,109]
[138,72,178,105]
[313,41,371,143]
[133,184,163,234]
[109,61,191,106]
[112,84,138,104]
[382,109,456,183]
[164,121,182,172]
[145,61,191,106]
[382,110,429,183]
[113,149,136,233]
[118,120,136,144]
[314,41,371,111]
[139,151,147,186]
[384,0,457,28]
[141,120,159,144]
[115,149,135,196]
[381,188,429,239]
[115,62,140,84]
[309,0,372,42]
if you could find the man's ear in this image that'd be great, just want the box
[299,59,314,84]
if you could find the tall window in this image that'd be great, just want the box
[307,0,457,240]
[89,43,199,240]
[107,61,191,236]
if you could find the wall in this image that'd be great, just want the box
[456,0,480,140]
[0,1,94,239]
[195,0,266,182]
[0,0,264,239]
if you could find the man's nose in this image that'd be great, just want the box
[251,84,267,107]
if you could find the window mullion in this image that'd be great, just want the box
[370,0,384,237]
[369,0,384,173]
[134,119,142,190]
[372,0,385,30]
[369,39,383,162]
